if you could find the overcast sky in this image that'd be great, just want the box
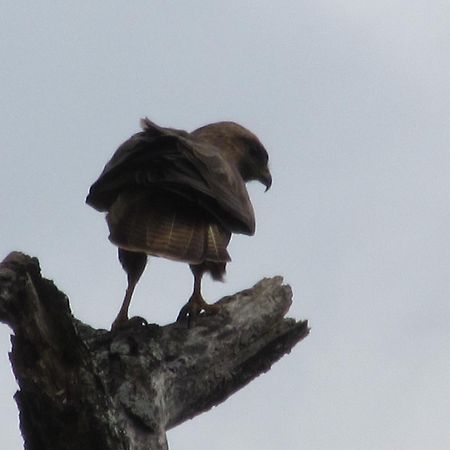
[1,2,449,449]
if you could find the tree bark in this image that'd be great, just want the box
[0,252,309,450]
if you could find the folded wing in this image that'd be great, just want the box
[86,122,255,235]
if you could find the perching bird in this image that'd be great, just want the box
[86,117,272,330]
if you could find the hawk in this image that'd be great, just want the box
[86,118,272,329]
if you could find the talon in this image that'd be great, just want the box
[128,316,148,327]
[176,297,221,327]
[176,304,192,323]
[177,264,222,327]
[111,315,148,332]
[202,303,221,316]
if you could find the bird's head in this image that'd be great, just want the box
[192,121,272,191]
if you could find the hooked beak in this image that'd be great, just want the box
[258,167,272,192]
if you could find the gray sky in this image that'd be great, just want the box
[1,1,449,449]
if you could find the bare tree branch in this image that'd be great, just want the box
[0,252,309,450]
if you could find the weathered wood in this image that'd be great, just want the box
[0,252,309,450]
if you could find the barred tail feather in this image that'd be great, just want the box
[107,189,230,265]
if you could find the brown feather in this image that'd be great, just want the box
[204,223,231,262]
[107,189,231,265]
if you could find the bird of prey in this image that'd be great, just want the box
[86,117,272,330]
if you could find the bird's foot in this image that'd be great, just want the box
[176,295,221,327]
[111,315,148,332]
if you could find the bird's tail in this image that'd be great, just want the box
[106,189,231,265]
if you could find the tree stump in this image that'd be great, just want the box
[0,252,309,450]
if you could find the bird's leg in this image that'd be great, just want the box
[111,249,147,331]
[111,278,135,331]
[177,264,220,325]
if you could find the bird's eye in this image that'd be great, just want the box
[248,143,262,159]
[249,143,268,165]
[249,145,259,156]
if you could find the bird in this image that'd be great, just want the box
[86,117,272,330]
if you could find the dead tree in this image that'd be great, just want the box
[0,252,309,450]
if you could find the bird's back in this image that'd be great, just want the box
[86,120,257,267]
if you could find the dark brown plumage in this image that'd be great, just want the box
[86,117,272,329]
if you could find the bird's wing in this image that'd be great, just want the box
[86,129,255,235]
